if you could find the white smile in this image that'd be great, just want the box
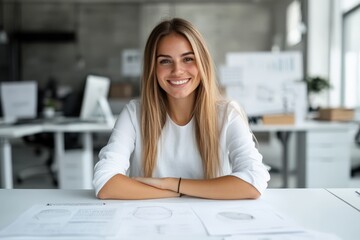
[168,79,190,85]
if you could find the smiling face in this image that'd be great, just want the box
[156,33,201,103]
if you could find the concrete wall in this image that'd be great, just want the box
[140,2,273,67]
[3,1,276,92]
[15,2,140,89]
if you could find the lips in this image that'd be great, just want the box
[168,78,190,86]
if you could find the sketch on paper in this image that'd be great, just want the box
[216,211,255,221]
[117,203,207,237]
[192,203,303,235]
[34,209,72,221]
[133,206,173,220]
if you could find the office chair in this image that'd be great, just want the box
[16,85,57,185]
[16,88,83,186]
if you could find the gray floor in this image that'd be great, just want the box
[8,139,360,189]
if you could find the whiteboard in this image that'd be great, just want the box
[221,52,304,117]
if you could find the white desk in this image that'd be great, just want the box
[0,125,43,189]
[0,189,358,239]
[47,120,356,190]
[42,122,112,189]
[0,120,356,190]
[326,188,360,212]
[251,121,356,188]
[0,121,112,189]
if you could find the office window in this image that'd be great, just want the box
[343,6,360,108]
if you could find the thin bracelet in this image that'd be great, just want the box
[177,178,182,193]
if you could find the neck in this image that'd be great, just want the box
[167,94,196,126]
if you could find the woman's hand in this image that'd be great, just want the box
[134,177,180,193]
[133,176,260,200]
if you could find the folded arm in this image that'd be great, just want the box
[97,175,259,200]
[134,175,260,200]
[97,174,180,200]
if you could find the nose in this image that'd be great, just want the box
[172,61,184,75]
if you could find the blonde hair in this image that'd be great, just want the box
[140,18,222,178]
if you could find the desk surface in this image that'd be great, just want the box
[327,188,360,212]
[0,189,359,240]
[0,125,43,138]
[0,119,355,136]
[250,121,356,132]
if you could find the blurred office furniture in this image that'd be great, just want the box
[16,79,82,186]
[49,75,113,189]
[0,81,37,123]
[47,122,111,189]
[0,125,43,189]
[297,128,351,188]
[351,125,360,177]
[251,121,355,188]
[16,82,55,185]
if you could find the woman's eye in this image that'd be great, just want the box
[159,59,171,64]
[184,57,194,63]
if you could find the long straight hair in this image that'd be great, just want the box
[140,18,222,178]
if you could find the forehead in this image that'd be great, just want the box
[156,33,193,54]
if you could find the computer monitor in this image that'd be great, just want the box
[80,75,114,125]
[0,81,37,123]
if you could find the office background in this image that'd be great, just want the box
[0,0,359,189]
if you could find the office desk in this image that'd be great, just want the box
[251,121,356,188]
[0,189,359,239]
[0,120,355,190]
[42,123,112,189]
[0,122,112,189]
[48,120,355,190]
[326,188,360,211]
[0,125,43,189]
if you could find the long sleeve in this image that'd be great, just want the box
[93,101,138,196]
[93,100,270,196]
[224,102,270,194]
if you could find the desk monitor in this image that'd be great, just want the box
[0,81,37,123]
[80,75,114,125]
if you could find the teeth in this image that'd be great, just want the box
[169,79,189,85]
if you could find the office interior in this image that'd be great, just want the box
[0,0,359,190]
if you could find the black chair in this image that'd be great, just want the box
[17,85,57,185]
[16,89,83,186]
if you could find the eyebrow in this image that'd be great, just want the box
[156,51,194,58]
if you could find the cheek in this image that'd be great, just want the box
[189,64,199,76]
[156,67,167,80]
[191,67,200,81]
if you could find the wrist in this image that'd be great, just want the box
[165,178,179,192]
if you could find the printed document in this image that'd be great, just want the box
[116,202,207,237]
[192,200,303,235]
[0,203,121,238]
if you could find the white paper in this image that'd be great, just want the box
[116,202,207,238]
[192,201,303,236]
[0,203,122,238]
[225,230,342,240]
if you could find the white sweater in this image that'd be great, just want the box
[93,100,270,196]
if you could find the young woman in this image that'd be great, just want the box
[93,18,270,200]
